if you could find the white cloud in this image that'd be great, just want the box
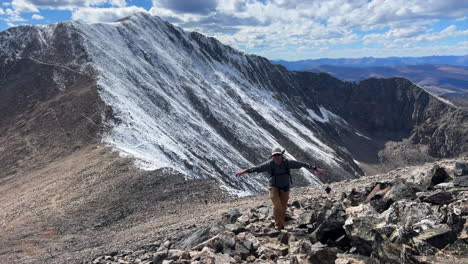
[12,0,39,12]
[0,8,4,15]
[72,6,147,23]
[146,0,468,59]
[363,24,468,47]
[5,8,27,22]
[31,13,44,20]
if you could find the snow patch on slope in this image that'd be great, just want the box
[63,13,348,195]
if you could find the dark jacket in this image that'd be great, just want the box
[247,159,314,188]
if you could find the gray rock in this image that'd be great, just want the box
[223,208,242,224]
[307,243,338,264]
[416,227,457,249]
[421,191,453,205]
[234,243,250,260]
[383,180,417,202]
[335,254,379,264]
[278,231,290,245]
[211,232,236,254]
[256,205,270,216]
[242,240,256,251]
[152,252,167,264]
[454,162,468,176]
[454,176,468,187]
[344,204,380,255]
[291,200,302,209]
[297,211,313,228]
[224,223,246,234]
[175,227,210,250]
[434,182,455,189]
[408,165,450,191]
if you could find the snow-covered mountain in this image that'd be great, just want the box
[1,13,466,196]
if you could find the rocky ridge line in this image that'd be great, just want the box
[91,159,468,264]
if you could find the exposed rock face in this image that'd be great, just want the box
[295,74,467,170]
[92,160,468,264]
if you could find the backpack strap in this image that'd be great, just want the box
[269,160,275,186]
[284,159,292,185]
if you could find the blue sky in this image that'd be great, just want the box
[0,0,467,61]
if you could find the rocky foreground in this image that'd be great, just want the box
[92,160,468,264]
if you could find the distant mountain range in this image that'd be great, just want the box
[306,64,468,98]
[272,55,468,70]
[273,56,468,100]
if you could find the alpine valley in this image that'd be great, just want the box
[0,13,466,264]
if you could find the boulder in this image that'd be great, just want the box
[454,162,468,176]
[307,242,338,264]
[291,200,303,209]
[421,191,453,205]
[414,256,468,264]
[407,165,450,191]
[335,254,379,264]
[211,232,236,254]
[175,227,211,250]
[416,227,457,249]
[376,240,417,264]
[278,231,291,245]
[234,243,250,260]
[344,204,380,255]
[297,211,314,228]
[384,201,442,227]
[223,208,242,224]
[431,167,451,187]
[152,252,168,264]
[346,189,367,206]
[454,176,468,187]
[434,182,455,190]
[382,181,417,202]
[224,223,246,234]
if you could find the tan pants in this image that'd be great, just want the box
[269,187,290,229]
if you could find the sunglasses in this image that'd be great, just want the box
[272,154,282,157]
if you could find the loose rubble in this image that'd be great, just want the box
[92,161,468,263]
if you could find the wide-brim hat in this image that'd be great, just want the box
[271,147,283,156]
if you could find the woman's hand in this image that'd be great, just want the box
[313,168,325,176]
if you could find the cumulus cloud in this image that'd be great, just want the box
[12,0,39,12]
[5,8,27,22]
[155,0,217,15]
[71,6,147,23]
[31,13,43,20]
[363,24,468,46]
[147,0,468,59]
[0,8,4,15]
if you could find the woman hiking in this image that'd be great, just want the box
[235,147,324,230]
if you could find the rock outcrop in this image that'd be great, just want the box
[92,160,468,264]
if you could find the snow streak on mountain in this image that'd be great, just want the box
[1,13,369,195]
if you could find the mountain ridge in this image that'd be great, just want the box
[273,55,468,70]
[0,12,467,264]
[1,12,466,193]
